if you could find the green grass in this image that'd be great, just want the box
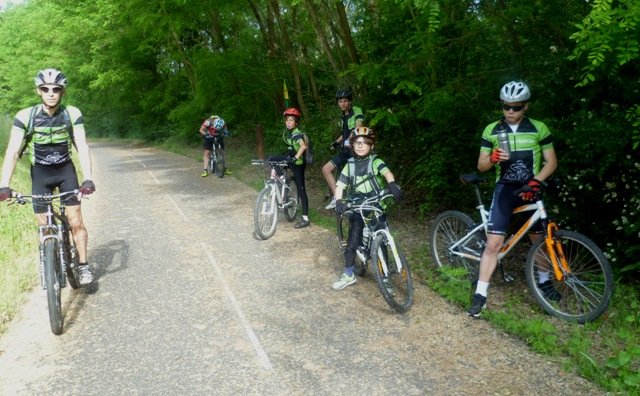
[0,116,39,333]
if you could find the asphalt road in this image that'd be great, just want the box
[0,142,604,395]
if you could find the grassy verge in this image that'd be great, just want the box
[0,116,39,333]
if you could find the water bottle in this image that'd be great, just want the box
[496,122,510,159]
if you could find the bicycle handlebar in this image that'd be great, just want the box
[9,190,82,206]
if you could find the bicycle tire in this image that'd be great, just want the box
[370,234,413,313]
[525,230,613,323]
[254,185,278,239]
[214,145,225,178]
[44,238,64,335]
[283,179,299,221]
[64,230,80,290]
[430,210,482,281]
[208,152,215,174]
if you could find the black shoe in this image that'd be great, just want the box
[467,293,487,318]
[294,218,310,229]
[77,264,94,286]
[538,280,561,302]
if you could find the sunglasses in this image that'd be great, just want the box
[502,104,525,112]
[39,86,63,94]
[353,140,371,147]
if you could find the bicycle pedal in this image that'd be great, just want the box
[503,272,515,283]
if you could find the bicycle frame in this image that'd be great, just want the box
[449,182,569,282]
[347,193,404,277]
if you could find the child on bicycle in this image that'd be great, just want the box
[467,80,558,318]
[267,108,310,229]
[332,127,403,290]
[199,114,230,177]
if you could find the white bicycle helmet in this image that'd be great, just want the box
[213,118,225,131]
[34,68,68,87]
[500,81,530,102]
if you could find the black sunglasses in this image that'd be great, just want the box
[39,86,63,94]
[502,104,525,112]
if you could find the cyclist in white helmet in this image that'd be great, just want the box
[199,114,230,177]
[0,68,96,285]
[467,80,558,318]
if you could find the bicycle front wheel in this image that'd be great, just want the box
[254,185,278,240]
[64,230,80,289]
[214,145,225,178]
[371,234,413,313]
[208,153,215,174]
[525,230,613,323]
[44,238,64,334]
[430,210,482,281]
[283,180,299,221]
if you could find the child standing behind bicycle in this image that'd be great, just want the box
[268,108,310,229]
[467,80,558,318]
[332,127,403,290]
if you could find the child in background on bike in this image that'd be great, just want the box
[199,114,230,177]
[268,108,311,228]
[467,80,558,318]
[332,127,403,290]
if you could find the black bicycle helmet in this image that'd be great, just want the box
[335,88,353,101]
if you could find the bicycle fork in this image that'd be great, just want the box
[544,221,571,281]
[374,229,403,276]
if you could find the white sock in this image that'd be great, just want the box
[538,271,550,283]
[302,215,309,221]
[475,281,489,297]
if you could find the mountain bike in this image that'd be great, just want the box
[429,173,613,323]
[9,190,85,335]
[251,159,299,240]
[336,190,413,313]
[207,135,226,178]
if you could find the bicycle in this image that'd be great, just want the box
[429,173,613,323]
[251,159,300,240]
[8,189,86,335]
[336,190,413,313]
[207,135,226,178]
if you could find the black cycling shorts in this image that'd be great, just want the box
[203,136,224,151]
[487,183,542,235]
[30,162,80,213]
[329,149,352,170]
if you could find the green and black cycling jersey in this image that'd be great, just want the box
[14,104,81,166]
[337,154,390,208]
[282,127,305,166]
[480,116,553,184]
[339,106,364,141]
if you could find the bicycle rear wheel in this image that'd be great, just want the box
[371,234,413,313]
[283,179,299,221]
[254,185,278,239]
[43,238,64,334]
[525,230,613,323]
[429,210,482,281]
[214,145,225,178]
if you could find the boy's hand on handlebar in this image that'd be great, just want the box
[80,180,96,195]
[330,141,341,150]
[388,182,403,202]
[0,187,11,201]
[335,199,348,215]
[519,178,544,201]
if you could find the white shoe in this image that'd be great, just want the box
[332,272,356,290]
[325,197,336,210]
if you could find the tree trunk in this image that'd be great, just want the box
[335,0,359,65]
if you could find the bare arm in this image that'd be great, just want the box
[72,124,93,181]
[295,138,307,161]
[535,148,557,182]
[0,126,26,187]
